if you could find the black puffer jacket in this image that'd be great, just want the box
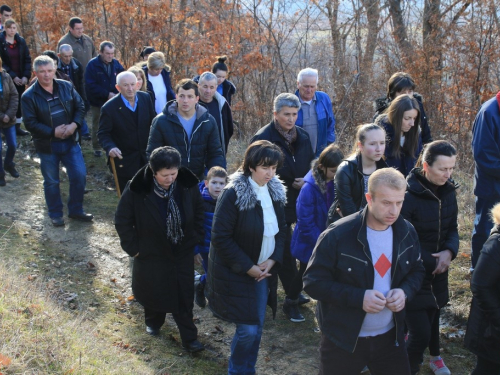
[303,207,425,353]
[465,224,500,364]
[0,32,32,79]
[250,121,314,223]
[401,168,459,309]
[146,101,225,180]
[21,79,85,154]
[374,93,432,145]
[207,171,287,325]
[328,154,388,224]
[115,165,204,313]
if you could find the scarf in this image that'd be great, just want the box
[153,178,184,245]
[274,120,297,154]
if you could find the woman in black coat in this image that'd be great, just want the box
[115,146,205,353]
[401,141,459,375]
[465,203,500,375]
[0,19,31,135]
[250,93,314,323]
[207,140,287,375]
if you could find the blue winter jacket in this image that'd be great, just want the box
[294,90,336,156]
[291,161,335,264]
[85,56,125,107]
[472,94,500,198]
[194,187,216,255]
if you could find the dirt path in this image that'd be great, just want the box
[0,140,321,374]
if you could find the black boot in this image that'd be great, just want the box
[0,174,5,186]
[16,123,29,136]
[283,297,305,322]
[4,164,19,178]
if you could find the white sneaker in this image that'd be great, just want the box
[429,357,451,375]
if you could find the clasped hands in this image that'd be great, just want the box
[247,259,276,282]
[54,123,78,139]
[363,288,406,313]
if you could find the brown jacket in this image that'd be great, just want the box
[0,70,18,128]
[57,32,96,70]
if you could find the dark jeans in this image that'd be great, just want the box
[278,224,298,296]
[0,125,16,175]
[319,329,411,375]
[144,308,197,343]
[405,308,440,374]
[288,261,308,300]
[472,196,499,268]
[37,140,87,218]
[472,356,500,375]
[14,84,25,119]
[90,106,101,151]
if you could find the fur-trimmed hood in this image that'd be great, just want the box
[128,164,199,195]
[225,171,287,211]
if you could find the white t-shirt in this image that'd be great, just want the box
[359,226,395,337]
[148,73,167,114]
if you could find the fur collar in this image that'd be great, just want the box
[310,159,328,194]
[129,164,199,195]
[226,171,287,211]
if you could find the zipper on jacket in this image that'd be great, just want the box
[340,253,368,265]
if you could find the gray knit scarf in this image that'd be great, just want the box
[153,178,184,245]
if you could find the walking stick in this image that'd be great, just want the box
[109,156,121,198]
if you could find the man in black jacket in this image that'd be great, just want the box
[21,56,92,227]
[304,168,425,374]
[98,71,156,193]
[146,79,225,180]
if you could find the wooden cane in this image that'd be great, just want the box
[109,156,121,198]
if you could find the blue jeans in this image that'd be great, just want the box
[38,140,87,218]
[0,125,16,175]
[80,118,90,137]
[471,196,499,268]
[228,278,268,375]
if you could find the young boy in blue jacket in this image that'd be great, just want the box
[194,166,228,308]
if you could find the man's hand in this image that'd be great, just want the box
[13,77,22,85]
[292,178,305,190]
[386,288,406,312]
[54,125,67,139]
[432,250,453,275]
[21,77,28,85]
[62,122,78,137]
[109,148,123,159]
[3,115,9,123]
[194,253,203,265]
[363,290,386,313]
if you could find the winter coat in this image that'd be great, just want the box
[0,70,18,127]
[84,56,124,107]
[199,91,233,155]
[194,186,216,256]
[294,90,336,156]
[0,32,31,79]
[471,93,500,199]
[401,168,459,310]
[303,207,425,353]
[465,223,500,364]
[375,114,422,177]
[21,79,85,154]
[250,121,314,223]
[115,165,204,313]
[291,160,335,264]
[57,32,96,70]
[58,57,86,101]
[142,66,176,106]
[146,101,225,180]
[373,93,432,145]
[98,92,156,179]
[328,154,388,224]
[207,171,287,325]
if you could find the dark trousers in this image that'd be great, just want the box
[472,196,499,268]
[472,356,500,375]
[288,261,308,300]
[319,328,411,375]
[144,308,197,343]
[405,308,440,374]
[117,175,131,195]
[278,224,298,296]
[15,84,25,119]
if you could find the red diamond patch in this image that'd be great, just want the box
[374,254,391,278]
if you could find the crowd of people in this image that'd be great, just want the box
[1,7,500,375]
